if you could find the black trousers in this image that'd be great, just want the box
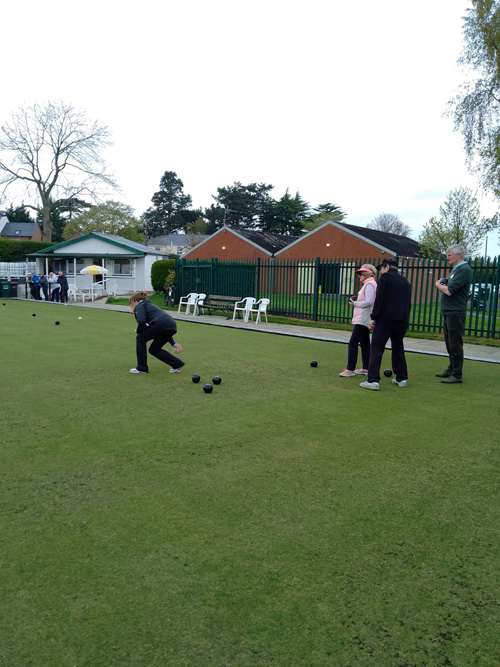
[136,325,184,372]
[443,313,466,379]
[347,324,371,370]
[368,320,408,383]
[51,288,60,302]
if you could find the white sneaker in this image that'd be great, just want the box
[359,381,380,391]
[130,368,147,374]
[169,368,182,373]
[392,378,407,387]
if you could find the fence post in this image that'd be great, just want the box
[211,257,217,296]
[312,257,320,321]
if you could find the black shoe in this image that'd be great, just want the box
[435,370,452,378]
[441,375,462,384]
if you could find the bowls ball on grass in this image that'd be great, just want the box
[383,369,393,377]
[203,384,213,394]
[32,313,36,317]
[212,376,222,385]
[55,320,60,326]
[192,374,201,384]
[310,360,318,367]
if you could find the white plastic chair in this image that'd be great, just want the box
[194,293,206,316]
[233,297,256,323]
[68,284,88,302]
[249,298,270,323]
[67,284,77,301]
[178,292,198,314]
[90,281,107,301]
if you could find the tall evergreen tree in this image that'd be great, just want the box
[142,171,193,238]
[5,204,35,223]
[261,190,310,235]
[212,182,274,228]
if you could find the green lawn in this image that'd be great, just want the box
[2,299,500,666]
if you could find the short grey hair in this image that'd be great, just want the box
[446,244,465,258]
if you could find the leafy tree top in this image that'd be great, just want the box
[418,186,498,257]
[63,200,144,243]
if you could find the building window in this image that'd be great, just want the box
[114,259,131,275]
[53,259,85,274]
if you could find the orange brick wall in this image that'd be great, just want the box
[277,225,394,263]
[184,229,270,261]
[184,225,397,263]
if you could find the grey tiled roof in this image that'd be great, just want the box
[236,229,298,254]
[339,223,422,257]
[1,222,39,237]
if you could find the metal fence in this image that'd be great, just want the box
[176,256,500,338]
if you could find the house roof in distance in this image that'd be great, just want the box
[236,228,298,254]
[277,220,423,258]
[148,233,209,245]
[339,222,423,258]
[0,222,39,237]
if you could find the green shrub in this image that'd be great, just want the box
[151,258,176,292]
[0,239,54,261]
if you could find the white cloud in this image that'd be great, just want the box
[1,0,499,254]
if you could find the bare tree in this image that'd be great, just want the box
[368,212,412,237]
[0,101,116,241]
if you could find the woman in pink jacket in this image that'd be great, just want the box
[339,264,378,377]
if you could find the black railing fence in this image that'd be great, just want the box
[176,256,500,338]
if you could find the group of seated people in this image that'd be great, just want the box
[28,271,69,303]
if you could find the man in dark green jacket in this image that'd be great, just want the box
[435,244,473,384]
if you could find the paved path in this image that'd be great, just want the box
[75,299,500,364]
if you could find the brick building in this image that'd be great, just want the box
[182,221,422,263]
[182,226,297,261]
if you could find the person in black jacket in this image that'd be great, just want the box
[360,258,411,391]
[58,271,69,304]
[129,291,184,374]
[39,273,49,301]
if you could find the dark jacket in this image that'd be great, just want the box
[371,268,411,323]
[440,262,473,316]
[134,300,177,334]
[57,274,69,289]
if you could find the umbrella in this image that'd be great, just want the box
[80,265,109,275]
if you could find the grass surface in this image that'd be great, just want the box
[141,293,500,347]
[2,299,500,666]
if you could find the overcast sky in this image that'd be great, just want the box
[2,0,499,255]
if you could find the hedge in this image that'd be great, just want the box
[151,258,176,293]
[0,239,55,261]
